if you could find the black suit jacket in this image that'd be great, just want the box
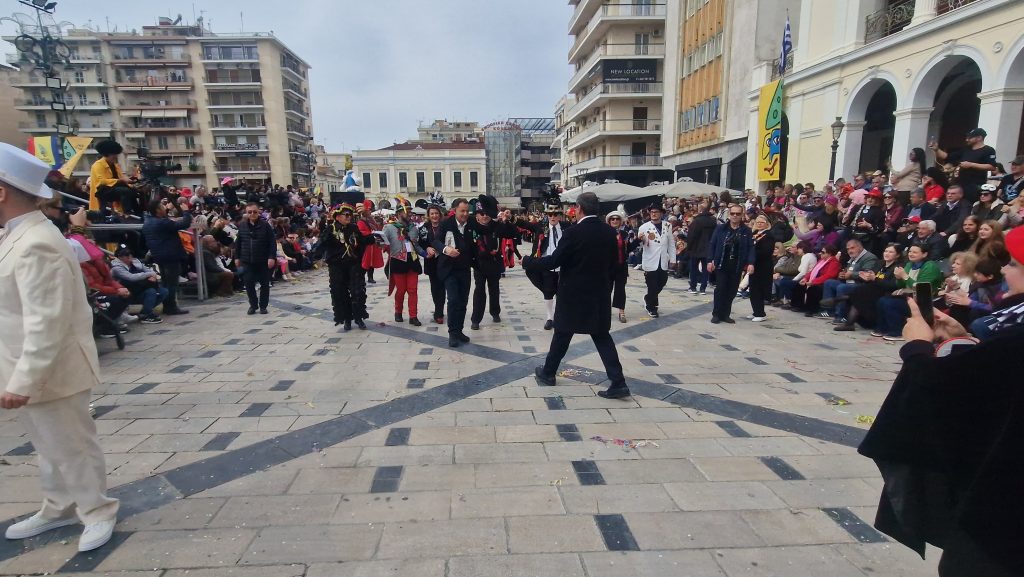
[524,216,615,334]
[430,217,475,281]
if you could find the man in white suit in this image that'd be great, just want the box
[637,202,675,318]
[0,143,118,552]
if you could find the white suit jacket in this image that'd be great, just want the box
[0,211,100,403]
[638,220,675,272]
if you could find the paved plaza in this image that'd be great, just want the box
[0,269,940,576]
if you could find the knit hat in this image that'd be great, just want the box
[824,195,839,206]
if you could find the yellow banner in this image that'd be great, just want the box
[58,136,93,179]
[32,136,56,166]
[757,79,784,182]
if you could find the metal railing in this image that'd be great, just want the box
[865,0,915,43]
[770,53,794,80]
[937,0,979,14]
[571,154,664,172]
[568,82,663,120]
[570,43,665,89]
[571,3,666,58]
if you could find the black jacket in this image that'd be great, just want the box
[470,219,516,276]
[320,221,362,267]
[933,200,971,237]
[431,216,475,280]
[233,218,277,264]
[142,211,192,263]
[521,219,572,258]
[418,221,445,276]
[709,223,755,270]
[523,216,614,334]
[686,212,717,259]
[858,328,1024,575]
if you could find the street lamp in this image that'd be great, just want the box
[828,116,845,183]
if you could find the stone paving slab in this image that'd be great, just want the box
[0,270,941,576]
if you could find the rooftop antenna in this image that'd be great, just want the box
[239,11,244,33]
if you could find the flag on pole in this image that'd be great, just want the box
[779,15,792,76]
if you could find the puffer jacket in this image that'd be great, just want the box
[233,217,277,264]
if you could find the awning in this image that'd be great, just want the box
[140,109,188,118]
[120,110,143,117]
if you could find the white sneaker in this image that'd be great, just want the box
[751,316,768,322]
[78,519,116,552]
[5,513,78,539]
[118,312,138,324]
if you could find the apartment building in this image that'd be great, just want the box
[6,17,313,190]
[742,0,1024,188]
[351,142,487,205]
[563,0,673,187]
[415,120,484,143]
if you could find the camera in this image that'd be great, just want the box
[137,146,182,183]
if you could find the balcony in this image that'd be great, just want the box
[125,122,200,133]
[201,49,259,63]
[570,42,666,91]
[114,76,192,90]
[118,98,197,110]
[570,154,665,175]
[284,107,309,120]
[213,143,268,154]
[204,75,262,88]
[937,0,980,15]
[567,82,663,122]
[568,0,602,35]
[111,53,191,66]
[569,3,666,62]
[210,121,267,131]
[126,145,202,157]
[864,0,915,43]
[568,118,662,148]
[19,120,117,133]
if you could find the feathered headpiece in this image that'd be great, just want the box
[393,195,412,214]
[543,185,563,214]
[427,190,445,209]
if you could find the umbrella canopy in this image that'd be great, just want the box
[561,182,653,203]
[643,180,744,199]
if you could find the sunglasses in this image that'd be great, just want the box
[609,216,621,220]
[729,212,743,216]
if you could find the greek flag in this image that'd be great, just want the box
[779,16,792,75]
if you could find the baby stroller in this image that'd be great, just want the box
[88,290,125,350]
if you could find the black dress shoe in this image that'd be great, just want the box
[247,307,256,315]
[722,317,736,324]
[491,315,501,323]
[543,319,553,330]
[456,332,471,343]
[533,367,556,386]
[449,336,461,348]
[409,317,422,327]
[833,324,855,332]
[259,309,268,315]
[395,313,404,323]
[598,388,631,399]
[710,316,721,324]
[344,321,352,331]
[470,322,480,330]
[355,319,367,330]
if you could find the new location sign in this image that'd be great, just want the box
[601,59,657,84]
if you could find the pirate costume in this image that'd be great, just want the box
[357,199,384,283]
[322,204,367,330]
[383,197,423,325]
[522,193,570,330]
[470,194,508,329]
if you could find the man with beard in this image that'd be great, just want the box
[383,197,423,326]
[321,204,367,331]
[418,192,447,324]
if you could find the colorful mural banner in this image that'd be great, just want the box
[757,79,785,182]
[58,136,94,179]
[28,136,60,168]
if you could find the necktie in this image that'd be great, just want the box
[552,226,559,248]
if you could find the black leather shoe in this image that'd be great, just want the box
[722,317,736,324]
[259,309,268,315]
[598,387,631,399]
[470,322,480,330]
[355,319,367,330]
[409,317,422,327]
[543,319,553,330]
[492,315,501,323]
[534,367,556,386]
[456,332,471,343]
[395,313,404,323]
[247,307,256,315]
[710,316,721,324]
[449,336,461,348]
[833,324,855,332]
[344,321,352,331]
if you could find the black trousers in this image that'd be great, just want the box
[444,269,472,334]
[791,283,824,312]
[611,266,627,310]
[712,264,742,320]
[527,269,558,299]
[543,330,627,390]
[644,268,669,311]
[329,261,366,322]
[97,183,139,216]
[748,271,773,317]
[93,295,128,333]
[242,263,272,310]
[427,272,446,319]
[471,269,501,323]
[157,260,183,313]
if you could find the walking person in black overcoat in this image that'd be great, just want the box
[524,192,630,399]
[606,210,637,322]
[417,193,447,325]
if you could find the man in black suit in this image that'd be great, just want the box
[431,198,475,347]
[523,191,630,399]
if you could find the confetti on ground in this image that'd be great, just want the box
[558,368,593,377]
[549,477,568,486]
[856,415,876,425]
[827,399,849,406]
[590,435,660,451]
[305,402,316,408]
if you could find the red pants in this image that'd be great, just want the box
[393,271,419,317]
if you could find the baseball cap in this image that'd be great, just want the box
[966,128,987,138]
[907,216,922,223]
[1011,156,1023,166]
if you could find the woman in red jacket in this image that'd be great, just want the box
[789,244,841,316]
[356,200,384,283]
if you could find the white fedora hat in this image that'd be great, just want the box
[0,142,54,199]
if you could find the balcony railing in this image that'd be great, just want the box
[568,118,662,147]
[865,0,915,43]
[114,75,190,87]
[210,121,267,129]
[770,53,794,80]
[570,3,666,59]
[111,52,190,62]
[570,42,665,88]
[937,0,979,14]
[568,82,663,120]
[571,154,665,173]
[118,98,197,109]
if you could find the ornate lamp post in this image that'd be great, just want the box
[828,116,845,183]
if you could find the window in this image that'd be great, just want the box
[77,92,88,105]
[378,172,387,190]
[156,136,169,150]
[710,96,720,122]
[399,172,408,189]
[184,136,195,150]
[362,173,371,189]
[433,171,442,189]
[716,32,724,56]
[469,171,479,188]
[453,171,463,189]
[35,112,46,128]
[696,103,705,127]
[99,91,109,105]
[73,70,85,83]
[415,172,425,193]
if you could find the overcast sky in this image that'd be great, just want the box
[2,0,572,151]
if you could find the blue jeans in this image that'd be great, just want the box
[776,277,798,300]
[689,257,708,292]
[970,315,998,341]
[823,279,857,318]
[132,286,169,316]
[875,296,910,336]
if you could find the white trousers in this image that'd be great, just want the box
[18,390,119,525]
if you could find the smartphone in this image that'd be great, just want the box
[914,282,934,326]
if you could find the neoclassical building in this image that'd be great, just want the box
[743,0,1024,188]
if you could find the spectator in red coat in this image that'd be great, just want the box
[79,246,130,337]
[790,244,841,315]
